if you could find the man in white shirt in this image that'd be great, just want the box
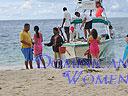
[61,7,71,43]
[80,12,93,39]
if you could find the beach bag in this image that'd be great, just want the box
[59,47,66,54]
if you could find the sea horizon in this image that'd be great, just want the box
[0,17,128,21]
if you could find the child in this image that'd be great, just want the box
[33,26,46,69]
[85,29,100,63]
[69,25,75,42]
[20,23,33,69]
[123,35,128,68]
[44,27,64,69]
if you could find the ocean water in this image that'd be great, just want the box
[0,18,127,70]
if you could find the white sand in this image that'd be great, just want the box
[0,68,128,96]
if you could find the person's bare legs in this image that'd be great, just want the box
[87,29,91,35]
[58,53,63,69]
[36,61,40,68]
[84,29,87,39]
[25,61,29,69]
[41,58,46,68]
[29,61,33,69]
[54,52,58,68]
[64,27,70,43]
[92,55,100,68]
[84,29,91,39]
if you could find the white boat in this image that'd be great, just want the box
[62,0,113,61]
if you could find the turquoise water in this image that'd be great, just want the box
[0,18,127,70]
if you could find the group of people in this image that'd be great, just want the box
[20,24,46,69]
[61,1,104,42]
[19,24,101,70]
[19,23,128,70]
[19,1,128,70]
[19,1,104,69]
[20,23,65,69]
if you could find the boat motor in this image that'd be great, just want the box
[78,0,82,4]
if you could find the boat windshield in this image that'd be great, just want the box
[92,23,109,36]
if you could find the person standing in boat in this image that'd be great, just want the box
[95,1,104,18]
[80,11,93,39]
[61,7,71,43]
[69,25,75,42]
[73,11,82,40]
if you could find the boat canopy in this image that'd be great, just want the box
[92,18,111,25]
[75,0,102,10]
[71,18,111,25]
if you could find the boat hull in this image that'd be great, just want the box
[63,39,113,60]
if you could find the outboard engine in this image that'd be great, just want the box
[78,0,82,4]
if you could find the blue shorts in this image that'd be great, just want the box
[21,48,33,61]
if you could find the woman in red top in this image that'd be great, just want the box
[96,1,104,18]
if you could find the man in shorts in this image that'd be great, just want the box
[20,23,33,69]
[80,12,92,39]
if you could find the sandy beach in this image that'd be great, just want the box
[0,68,128,96]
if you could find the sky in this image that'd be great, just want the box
[0,0,128,20]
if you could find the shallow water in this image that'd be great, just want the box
[0,18,127,70]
